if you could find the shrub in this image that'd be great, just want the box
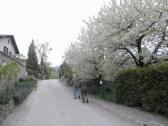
[113,63,168,116]
[0,92,10,105]
[13,81,34,104]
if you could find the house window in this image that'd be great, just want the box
[3,46,8,54]
[8,39,10,44]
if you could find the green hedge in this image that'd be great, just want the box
[0,92,10,105]
[13,81,34,104]
[113,63,168,116]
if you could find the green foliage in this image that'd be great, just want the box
[0,61,20,105]
[38,42,52,79]
[43,63,52,79]
[26,40,39,78]
[14,80,35,104]
[0,61,20,80]
[113,63,168,116]
[87,80,114,102]
[59,62,73,84]
[38,62,52,79]
[50,67,59,79]
[0,92,10,105]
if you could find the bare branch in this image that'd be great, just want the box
[117,45,139,66]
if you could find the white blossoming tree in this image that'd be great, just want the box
[64,0,168,80]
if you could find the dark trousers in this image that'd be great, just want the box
[81,89,88,102]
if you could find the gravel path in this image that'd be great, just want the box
[1,80,165,126]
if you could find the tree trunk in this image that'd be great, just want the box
[136,35,145,67]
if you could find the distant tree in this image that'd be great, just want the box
[59,62,72,83]
[59,64,63,79]
[26,40,39,78]
[37,42,52,79]
[43,62,52,79]
[50,67,59,79]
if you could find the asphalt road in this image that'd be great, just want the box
[1,80,140,126]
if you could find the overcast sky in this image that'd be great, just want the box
[0,0,107,66]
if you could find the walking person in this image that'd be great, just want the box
[70,75,80,99]
[79,79,89,103]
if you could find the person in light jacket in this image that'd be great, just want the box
[70,75,80,99]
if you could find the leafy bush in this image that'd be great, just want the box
[0,92,10,105]
[59,62,73,84]
[13,81,34,104]
[113,63,168,116]
[0,61,20,105]
[0,61,20,80]
[19,77,37,84]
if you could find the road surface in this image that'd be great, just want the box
[1,80,141,126]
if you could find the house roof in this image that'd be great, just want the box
[0,35,20,54]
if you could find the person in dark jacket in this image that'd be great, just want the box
[79,79,89,103]
[70,75,80,99]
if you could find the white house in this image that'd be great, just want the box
[0,35,27,79]
[0,35,19,58]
